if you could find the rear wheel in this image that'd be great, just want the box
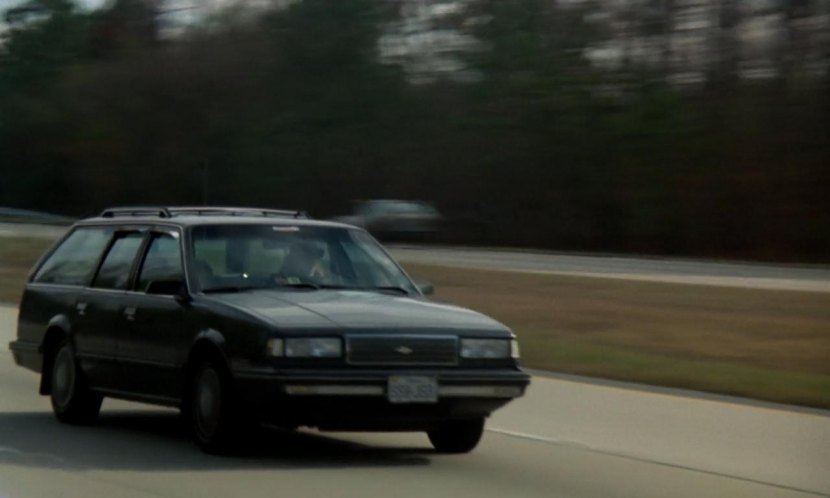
[50,342,102,424]
[427,418,485,454]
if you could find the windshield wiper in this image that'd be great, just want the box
[274,281,320,290]
[202,286,256,294]
[367,286,410,295]
[271,282,409,294]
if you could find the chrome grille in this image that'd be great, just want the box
[347,335,458,366]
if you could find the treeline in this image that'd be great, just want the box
[1,0,828,262]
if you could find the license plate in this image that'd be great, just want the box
[387,376,438,404]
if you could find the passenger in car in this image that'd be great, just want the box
[192,259,215,289]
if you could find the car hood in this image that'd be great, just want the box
[211,290,509,334]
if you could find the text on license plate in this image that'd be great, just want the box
[387,376,438,404]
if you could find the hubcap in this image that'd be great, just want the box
[195,368,221,438]
[52,347,76,408]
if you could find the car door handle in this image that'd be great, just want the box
[76,302,87,316]
[124,307,137,321]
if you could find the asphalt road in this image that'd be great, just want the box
[0,223,67,240]
[1,306,829,498]
[389,246,830,292]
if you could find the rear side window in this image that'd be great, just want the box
[92,232,145,290]
[33,227,113,286]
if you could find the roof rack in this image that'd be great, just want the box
[99,206,308,219]
[100,207,172,218]
[168,207,308,218]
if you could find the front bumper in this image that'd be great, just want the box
[233,367,530,431]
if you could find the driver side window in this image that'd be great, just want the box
[136,233,183,293]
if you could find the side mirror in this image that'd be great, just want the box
[413,279,434,296]
[146,279,190,303]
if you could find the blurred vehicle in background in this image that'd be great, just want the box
[332,199,442,242]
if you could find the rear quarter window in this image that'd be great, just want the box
[33,226,114,286]
[92,232,145,290]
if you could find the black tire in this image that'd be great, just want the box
[427,418,486,454]
[189,361,244,453]
[50,341,103,425]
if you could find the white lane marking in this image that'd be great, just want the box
[486,428,830,497]
[0,446,66,465]
[487,428,596,450]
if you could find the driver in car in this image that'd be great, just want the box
[278,241,327,283]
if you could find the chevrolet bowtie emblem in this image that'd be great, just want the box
[395,346,414,355]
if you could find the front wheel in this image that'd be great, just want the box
[190,361,245,453]
[50,342,102,424]
[427,418,485,454]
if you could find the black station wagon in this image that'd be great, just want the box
[9,207,530,453]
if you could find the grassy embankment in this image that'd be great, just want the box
[0,237,52,303]
[1,236,828,408]
[402,263,830,409]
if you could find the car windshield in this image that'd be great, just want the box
[190,224,417,294]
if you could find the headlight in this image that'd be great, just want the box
[460,339,512,359]
[285,337,342,358]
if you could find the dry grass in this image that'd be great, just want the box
[404,263,830,408]
[0,237,55,303]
